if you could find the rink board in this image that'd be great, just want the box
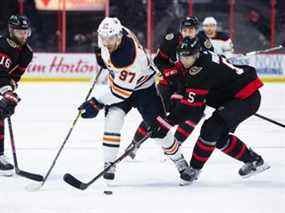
[20,53,285,82]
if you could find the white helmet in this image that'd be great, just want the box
[98,17,123,38]
[202,17,217,26]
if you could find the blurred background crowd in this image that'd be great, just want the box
[0,0,284,53]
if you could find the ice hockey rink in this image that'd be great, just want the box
[0,82,284,213]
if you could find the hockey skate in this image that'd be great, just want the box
[239,148,270,178]
[171,155,195,185]
[179,166,200,186]
[103,162,116,181]
[0,155,14,177]
[172,155,188,173]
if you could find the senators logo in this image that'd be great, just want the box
[189,66,203,75]
[204,39,212,49]
[165,33,174,40]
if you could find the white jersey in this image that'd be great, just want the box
[94,28,155,106]
[207,31,234,58]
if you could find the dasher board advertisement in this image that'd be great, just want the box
[35,0,105,11]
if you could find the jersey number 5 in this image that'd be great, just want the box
[188,92,196,103]
[119,70,136,83]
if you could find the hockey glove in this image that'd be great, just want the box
[78,97,104,119]
[0,91,20,119]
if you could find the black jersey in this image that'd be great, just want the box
[168,51,263,112]
[154,31,213,72]
[0,35,33,89]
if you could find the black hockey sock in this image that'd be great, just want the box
[0,120,4,155]
[190,137,215,170]
[175,120,196,144]
[217,134,251,163]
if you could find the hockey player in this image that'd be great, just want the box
[163,37,270,185]
[128,17,213,162]
[153,16,213,146]
[154,16,213,73]
[0,15,33,176]
[79,17,188,182]
[202,16,234,58]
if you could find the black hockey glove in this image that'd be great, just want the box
[78,97,104,119]
[0,91,20,119]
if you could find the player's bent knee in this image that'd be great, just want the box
[200,114,226,143]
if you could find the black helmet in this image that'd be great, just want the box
[177,37,201,57]
[8,15,30,30]
[180,16,199,31]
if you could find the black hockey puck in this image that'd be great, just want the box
[103,190,113,195]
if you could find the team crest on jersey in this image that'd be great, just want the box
[165,33,174,40]
[189,66,203,75]
[204,39,212,49]
[6,38,19,48]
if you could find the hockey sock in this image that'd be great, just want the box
[102,131,121,163]
[175,120,196,144]
[160,131,183,161]
[190,137,215,170]
[217,134,251,163]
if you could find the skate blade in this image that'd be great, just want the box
[241,163,271,179]
[0,170,14,177]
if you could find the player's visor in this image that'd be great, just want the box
[12,28,31,37]
[177,49,197,57]
[99,34,117,44]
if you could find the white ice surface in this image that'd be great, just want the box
[0,82,284,213]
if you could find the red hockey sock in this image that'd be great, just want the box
[190,137,215,170]
[218,134,251,163]
[175,120,196,143]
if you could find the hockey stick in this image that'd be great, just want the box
[230,41,285,59]
[27,68,103,191]
[254,113,285,128]
[7,117,43,181]
[63,132,151,190]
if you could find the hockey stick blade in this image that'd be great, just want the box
[63,173,87,190]
[17,170,44,182]
[63,132,151,190]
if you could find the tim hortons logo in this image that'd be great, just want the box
[189,66,203,75]
[26,55,97,74]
